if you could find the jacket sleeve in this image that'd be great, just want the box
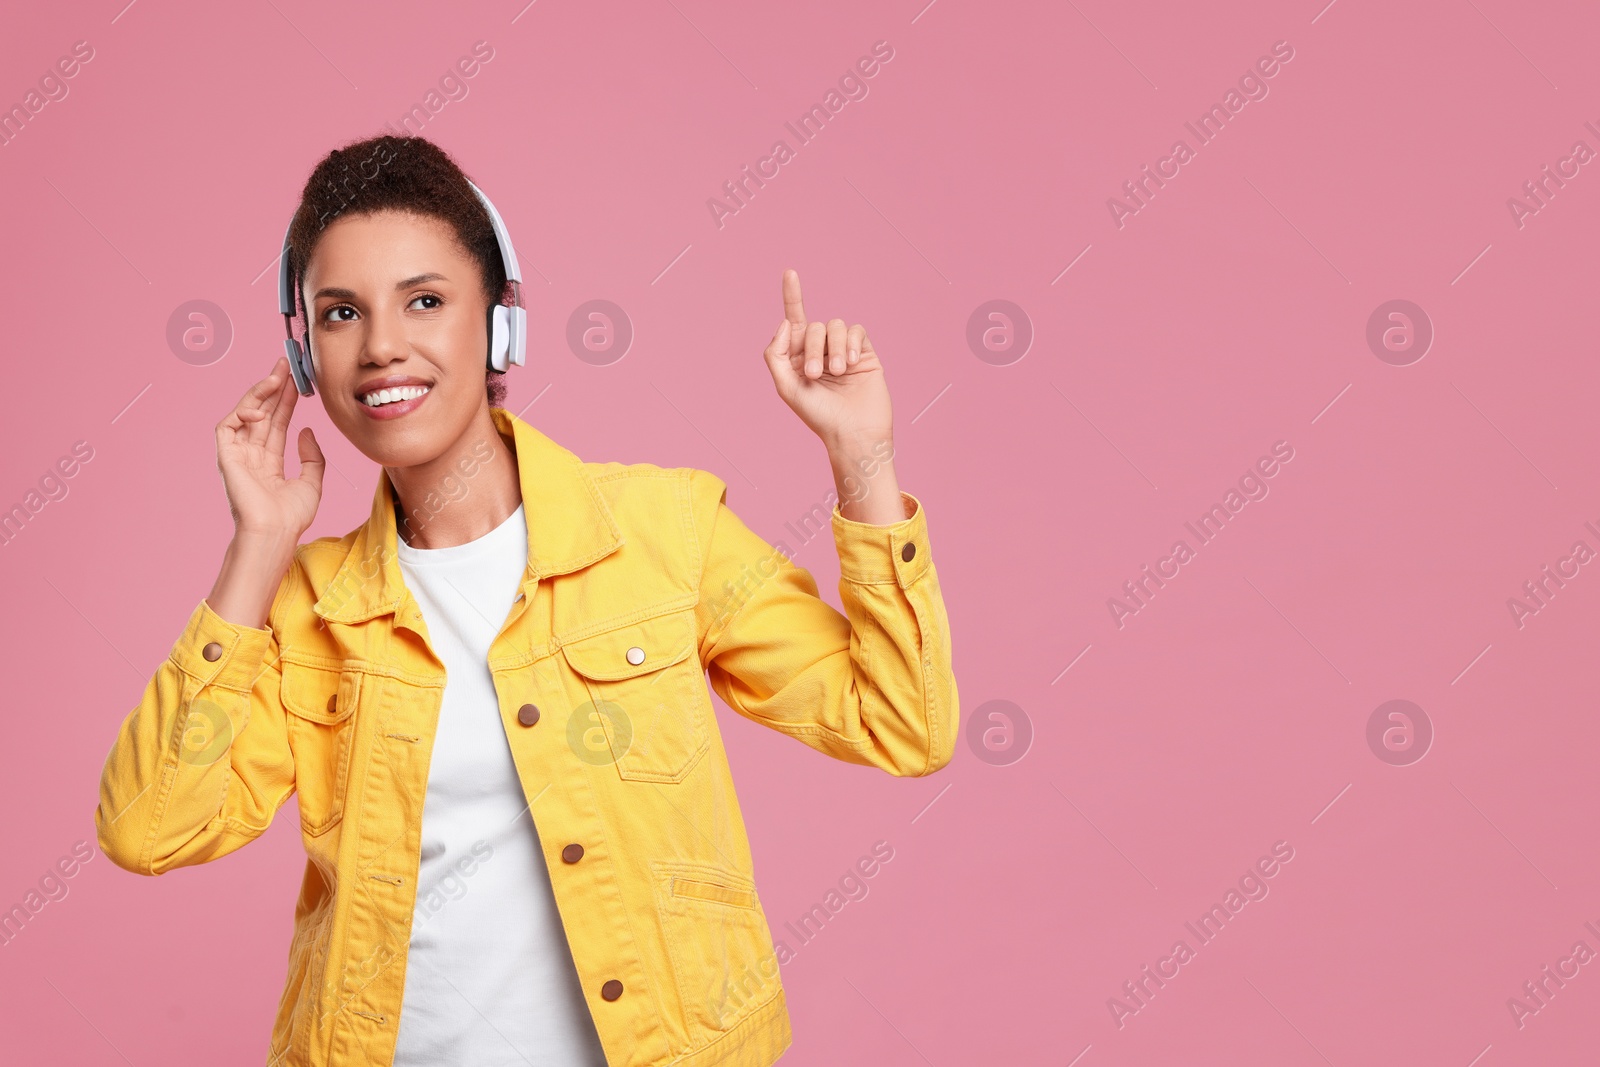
[690,468,958,777]
[94,560,301,875]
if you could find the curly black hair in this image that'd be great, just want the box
[285,133,510,407]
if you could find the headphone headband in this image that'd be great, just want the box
[277,177,526,396]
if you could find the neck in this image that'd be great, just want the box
[387,406,521,549]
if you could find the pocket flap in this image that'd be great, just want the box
[281,663,359,724]
[654,860,762,912]
[672,875,756,909]
[560,612,696,681]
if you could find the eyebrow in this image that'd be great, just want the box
[312,273,449,302]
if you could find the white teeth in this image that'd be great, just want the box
[361,385,430,407]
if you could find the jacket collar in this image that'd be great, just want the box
[313,407,624,624]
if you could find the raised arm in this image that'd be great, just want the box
[95,357,324,873]
[688,269,959,775]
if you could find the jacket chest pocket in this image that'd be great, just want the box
[560,611,711,783]
[281,663,362,837]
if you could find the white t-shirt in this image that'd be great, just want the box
[392,503,608,1066]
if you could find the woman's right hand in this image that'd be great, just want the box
[216,356,326,540]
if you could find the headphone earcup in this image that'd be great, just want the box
[506,304,526,368]
[285,337,316,396]
[488,304,511,371]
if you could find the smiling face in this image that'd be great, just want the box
[301,209,493,468]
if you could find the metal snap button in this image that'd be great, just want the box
[601,979,624,1001]
[625,646,645,666]
[901,542,916,562]
[202,642,223,662]
[562,843,584,864]
[518,704,541,727]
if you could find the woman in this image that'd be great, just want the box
[94,134,958,1067]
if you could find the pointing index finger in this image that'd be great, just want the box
[782,269,806,357]
[782,268,807,328]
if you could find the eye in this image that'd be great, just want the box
[322,304,357,324]
[409,294,443,311]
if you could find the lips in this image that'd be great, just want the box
[360,384,430,408]
[355,376,433,421]
[353,377,435,422]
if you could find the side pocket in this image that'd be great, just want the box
[281,663,360,837]
[652,860,781,1047]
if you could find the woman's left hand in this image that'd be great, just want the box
[761,269,893,450]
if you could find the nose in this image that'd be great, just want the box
[362,302,410,367]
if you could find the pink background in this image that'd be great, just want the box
[3,0,1598,1063]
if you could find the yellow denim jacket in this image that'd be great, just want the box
[94,406,958,1067]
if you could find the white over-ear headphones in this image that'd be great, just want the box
[276,178,526,397]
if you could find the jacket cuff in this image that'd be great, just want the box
[170,599,274,692]
[831,491,931,588]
